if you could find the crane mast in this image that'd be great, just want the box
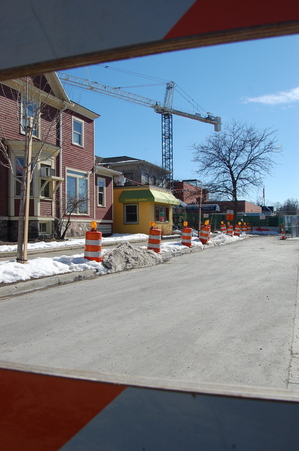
[59,73,221,187]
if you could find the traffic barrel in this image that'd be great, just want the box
[234,222,241,236]
[181,222,192,247]
[147,222,162,253]
[247,223,252,233]
[220,221,226,234]
[280,226,286,240]
[84,221,102,262]
[227,223,234,237]
[241,223,247,234]
[199,221,210,244]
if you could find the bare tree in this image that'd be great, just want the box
[193,121,280,221]
[276,198,299,216]
[53,195,89,240]
[0,77,61,261]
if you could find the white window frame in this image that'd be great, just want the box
[155,204,170,223]
[40,164,53,199]
[15,156,33,197]
[66,168,89,215]
[21,97,39,138]
[97,177,106,207]
[124,204,138,224]
[72,117,84,147]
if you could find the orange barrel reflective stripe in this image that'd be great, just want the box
[84,229,102,262]
[147,227,162,253]
[227,224,234,236]
[181,226,192,247]
[220,222,226,234]
[234,223,241,236]
[242,224,247,234]
[280,227,286,240]
[199,226,210,244]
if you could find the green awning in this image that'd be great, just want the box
[118,189,180,205]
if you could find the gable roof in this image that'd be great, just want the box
[1,72,99,120]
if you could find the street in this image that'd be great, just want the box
[0,235,298,392]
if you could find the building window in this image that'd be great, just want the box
[72,117,84,146]
[97,178,106,207]
[40,164,51,198]
[21,98,39,137]
[15,157,33,197]
[66,169,88,214]
[39,223,47,234]
[155,205,169,222]
[124,204,138,224]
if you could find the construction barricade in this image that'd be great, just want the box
[220,221,226,234]
[147,223,162,253]
[181,222,192,247]
[199,221,210,244]
[247,224,252,233]
[84,221,102,262]
[241,223,247,234]
[280,226,286,240]
[227,223,234,237]
[234,222,241,236]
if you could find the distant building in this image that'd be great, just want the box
[96,156,169,188]
[173,180,209,204]
[204,200,261,214]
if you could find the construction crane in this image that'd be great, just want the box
[59,73,221,186]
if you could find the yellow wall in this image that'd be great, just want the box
[113,191,174,235]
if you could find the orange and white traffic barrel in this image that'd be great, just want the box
[234,222,241,236]
[220,221,226,234]
[242,223,247,234]
[147,222,162,253]
[227,223,234,237]
[84,221,102,262]
[247,223,252,233]
[280,227,286,240]
[181,222,192,247]
[199,222,210,244]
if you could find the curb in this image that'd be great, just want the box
[0,269,98,299]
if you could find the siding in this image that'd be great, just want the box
[40,200,52,217]
[60,109,95,219]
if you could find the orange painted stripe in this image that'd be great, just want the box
[0,368,125,451]
[164,0,299,40]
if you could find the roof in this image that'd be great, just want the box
[96,155,169,173]
[117,189,180,205]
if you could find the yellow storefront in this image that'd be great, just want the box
[113,186,180,235]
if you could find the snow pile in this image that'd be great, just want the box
[0,254,109,284]
[102,242,162,273]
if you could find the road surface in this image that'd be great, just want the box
[0,235,298,392]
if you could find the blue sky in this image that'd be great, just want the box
[60,34,299,205]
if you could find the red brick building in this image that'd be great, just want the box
[0,73,116,241]
[173,180,209,204]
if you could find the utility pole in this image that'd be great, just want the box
[22,118,33,263]
[198,181,202,237]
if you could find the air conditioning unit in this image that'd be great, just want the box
[40,167,56,177]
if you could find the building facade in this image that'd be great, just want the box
[0,73,114,241]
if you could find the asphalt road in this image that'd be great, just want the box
[0,235,298,392]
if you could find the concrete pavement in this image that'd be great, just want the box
[0,235,298,392]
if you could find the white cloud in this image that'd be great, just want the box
[243,87,299,105]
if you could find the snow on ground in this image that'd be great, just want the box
[0,231,273,285]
